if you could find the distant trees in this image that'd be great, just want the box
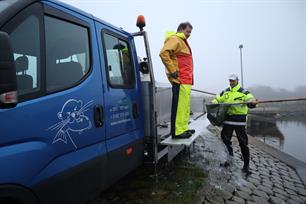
[248,85,306,100]
[248,85,306,113]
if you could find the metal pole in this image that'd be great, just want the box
[132,30,158,165]
[191,88,216,96]
[211,97,306,106]
[239,44,244,87]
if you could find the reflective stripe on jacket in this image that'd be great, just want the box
[159,31,193,85]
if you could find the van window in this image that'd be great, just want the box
[103,33,134,88]
[45,16,90,92]
[9,15,41,96]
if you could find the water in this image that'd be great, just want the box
[248,116,306,163]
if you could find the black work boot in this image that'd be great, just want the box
[187,129,195,134]
[172,131,192,139]
[242,164,251,176]
[220,155,233,168]
[220,161,231,168]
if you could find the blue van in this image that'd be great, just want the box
[0,0,207,203]
[0,0,148,203]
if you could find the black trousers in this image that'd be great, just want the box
[171,83,180,137]
[221,124,250,167]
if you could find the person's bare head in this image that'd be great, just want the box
[177,22,193,39]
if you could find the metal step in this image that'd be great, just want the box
[160,114,210,147]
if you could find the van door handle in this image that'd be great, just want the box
[94,104,104,128]
[132,103,138,119]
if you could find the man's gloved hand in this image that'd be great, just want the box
[247,99,258,108]
[169,70,179,79]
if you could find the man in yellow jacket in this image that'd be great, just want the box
[212,74,258,175]
[160,22,194,139]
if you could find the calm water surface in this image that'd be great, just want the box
[248,115,306,163]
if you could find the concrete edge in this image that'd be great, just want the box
[249,135,306,186]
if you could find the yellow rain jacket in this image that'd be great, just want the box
[159,32,193,84]
[212,84,255,124]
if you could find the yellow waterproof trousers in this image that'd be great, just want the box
[171,83,191,136]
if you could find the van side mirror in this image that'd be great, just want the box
[139,61,149,74]
[0,31,18,109]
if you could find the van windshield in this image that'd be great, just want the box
[0,0,19,14]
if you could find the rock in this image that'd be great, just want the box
[257,168,269,175]
[279,169,289,176]
[222,184,236,194]
[247,178,260,186]
[257,185,273,195]
[286,198,303,204]
[290,173,301,181]
[283,180,295,186]
[250,174,261,181]
[231,196,245,204]
[283,182,297,191]
[300,196,306,202]
[251,170,260,176]
[290,178,303,184]
[206,195,224,204]
[269,196,286,204]
[226,201,237,204]
[271,177,282,185]
[261,182,273,189]
[273,187,288,196]
[252,189,269,199]
[277,164,288,170]
[284,188,297,196]
[235,190,252,201]
[295,183,305,189]
[296,187,306,196]
[259,171,270,177]
[251,195,269,204]
[220,190,233,200]
[237,186,252,194]
[283,176,301,184]
[270,172,280,178]
[274,193,287,201]
[257,163,265,168]
[244,182,256,190]
[273,183,284,190]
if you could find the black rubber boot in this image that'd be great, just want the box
[242,164,251,176]
[187,129,195,134]
[172,131,192,139]
[220,155,233,168]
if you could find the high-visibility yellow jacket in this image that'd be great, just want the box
[212,84,255,123]
[159,32,193,84]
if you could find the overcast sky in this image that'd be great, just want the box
[61,0,305,93]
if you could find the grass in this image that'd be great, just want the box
[99,155,208,204]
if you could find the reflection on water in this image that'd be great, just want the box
[248,115,306,163]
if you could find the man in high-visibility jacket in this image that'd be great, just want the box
[160,22,195,139]
[212,74,258,174]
